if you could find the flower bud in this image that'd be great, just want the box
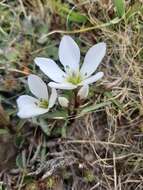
[58,97,69,108]
[78,85,89,100]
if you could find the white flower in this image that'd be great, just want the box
[35,35,106,90]
[58,97,69,108]
[17,74,57,118]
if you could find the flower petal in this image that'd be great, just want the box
[35,57,66,83]
[17,95,38,109]
[28,74,48,99]
[59,35,80,72]
[77,85,89,99]
[80,42,106,78]
[48,82,77,90]
[17,95,49,118]
[48,88,57,109]
[58,97,69,108]
[80,72,104,85]
[17,105,49,119]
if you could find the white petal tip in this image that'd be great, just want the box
[100,42,106,46]
[28,74,38,83]
[97,42,106,49]
[28,74,49,100]
[17,111,28,119]
[99,72,104,78]
[34,57,42,65]
[48,88,57,109]
[59,35,80,72]
[34,57,41,66]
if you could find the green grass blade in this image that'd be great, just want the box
[79,101,110,116]
[114,0,125,17]
[54,1,87,23]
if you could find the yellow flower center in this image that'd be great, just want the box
[66,72,82,85]
[38,99,49,109]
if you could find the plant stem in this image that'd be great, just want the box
[67,89,80,125]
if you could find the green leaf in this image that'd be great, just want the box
[55,1,88,23]
[114,0,125,18]
[0,129,9,135]
[60,6,87,23]
[15,135,25,148]
[41,110,68,120]
[16,154,24,169]
[80,101,110,115]
[0,182,6,190]
[6,48,19,62]
[61,120,68,138]
[16,152,26,170]
[39,118,51,135]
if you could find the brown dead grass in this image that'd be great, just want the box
[0,0,143,189]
